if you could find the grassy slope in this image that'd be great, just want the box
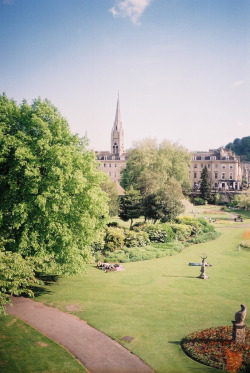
[35,214,250,373]
[0,315,87,373]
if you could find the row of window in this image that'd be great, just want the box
[109,172,117,177]
[194,182,239,188]
[193,164,233,169]
[192,156,234,161]
[103,163,118,168]
[192,156,217,161]
[194,172,234,180]
[102,156,117,160]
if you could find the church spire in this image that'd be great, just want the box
[111,94,124,156]
[114,93,121,130]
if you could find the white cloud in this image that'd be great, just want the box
[232,80,244,87]
[109,0,152,24]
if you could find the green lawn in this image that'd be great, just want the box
[0,315,87,373]
[33,215,250,373]
[1,206,249,373]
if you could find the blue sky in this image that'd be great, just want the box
[0,0,249,151]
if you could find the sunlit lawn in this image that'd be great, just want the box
[1,206,249,372]
[0,315,87,373]
[33,207,250,373]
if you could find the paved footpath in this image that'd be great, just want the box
[6,296,155,373]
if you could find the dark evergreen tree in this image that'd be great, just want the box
[142,193,159,223]
[200,166,212,203]
[118,187,141,228]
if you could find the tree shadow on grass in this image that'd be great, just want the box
[24,272,60,298]
[162,275,197,279]
[35,272,60,285]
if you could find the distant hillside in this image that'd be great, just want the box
[225,136,250,161]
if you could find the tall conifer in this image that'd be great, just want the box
[200,166,212,203]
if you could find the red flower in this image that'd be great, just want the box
[182,326,250,371]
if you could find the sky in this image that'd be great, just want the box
[0,0,249,152]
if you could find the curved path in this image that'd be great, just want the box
[6,296,154,373]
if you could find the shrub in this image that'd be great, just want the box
[133,222,145,229]
[240,241,250,249]
[99,239,186,264]
[197,218,215,233]
[160,224,175,241]
[124,247,155,262]
[107,222,119,227]
[187,231,220,244]
[169,223,192,241]
[229,199,238,208]
[94,251,104,262]
[153,241,184,252]
[104,227,125,252]
[124,230,150,247]
[175,217,203,236]
[141,223,174,243]
[91,231,105,252]
[104,250,130,263]
[194,197,207,205]
[213,193,221,205]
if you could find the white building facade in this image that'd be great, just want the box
[96,95,128,184]
[190,148,242,191]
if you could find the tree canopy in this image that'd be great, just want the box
[226,136,250,161]
[120,139,191,196]
[142,180,184,223]
[0,243,41,314]
[101,180,120,217]
[0,94,109,275]
[235,189,250,210]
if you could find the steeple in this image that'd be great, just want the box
[114,93,121,128]
[111,94,124,156]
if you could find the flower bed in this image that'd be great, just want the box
[243,229,250,240]
[182,326,250,372]
[203,210,226,214]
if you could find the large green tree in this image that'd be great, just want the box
[142,181,184,223]
[121,139,191,196]
[0,94,109,275]
[226,136,250,161]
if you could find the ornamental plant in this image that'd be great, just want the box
[169,223,192,241]
[175,217,203,236]
[182,326,250,372]
[104,227,125,252]
[240,241,250,249]
[124,230,150,247]
[141,223,174,243]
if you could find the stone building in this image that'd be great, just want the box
[190,148,242,191]
[96,95,128,184]
[96,97,247,193]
